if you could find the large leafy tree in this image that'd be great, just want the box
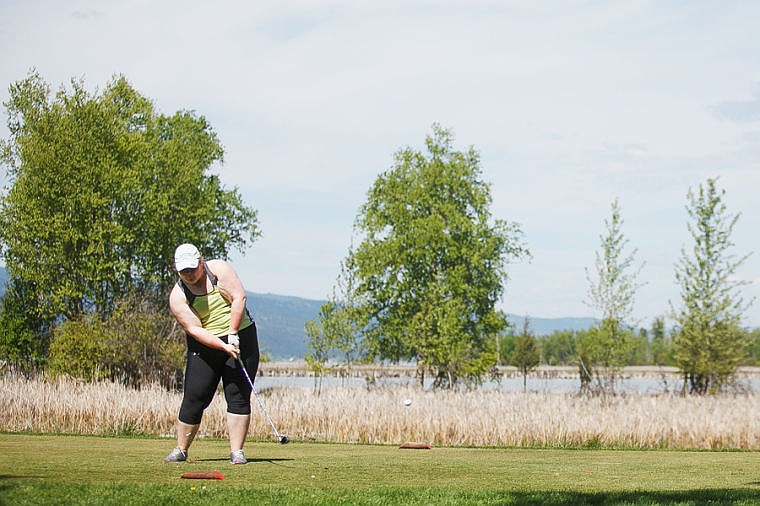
[581,199,644,394]
[671,178,753,394]
[347,124,528,388]
[0,71,259,361]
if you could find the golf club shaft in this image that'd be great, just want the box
[236,356,283,440]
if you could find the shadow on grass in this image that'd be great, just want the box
[249,458,295,464]
[193,457,295,463]
[0,483,759,505]
[503,489,760,505]
[311,487,757,505]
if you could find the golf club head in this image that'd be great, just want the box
[279,435,289,444]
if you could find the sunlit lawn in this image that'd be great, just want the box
[2,434,760,505]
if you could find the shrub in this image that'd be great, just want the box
[102,293,185,389]
[48,317,109,381]
[47,292,184,388]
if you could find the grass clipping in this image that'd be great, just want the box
[3,375,760,449]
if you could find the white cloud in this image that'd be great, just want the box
[712,86,760,123]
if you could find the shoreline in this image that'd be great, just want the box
[258,362,760,379]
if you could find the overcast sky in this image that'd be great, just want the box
[2,1,760,327]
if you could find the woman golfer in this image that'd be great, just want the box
[164,243,259,465]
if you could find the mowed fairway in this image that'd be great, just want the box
[1,434,760,505]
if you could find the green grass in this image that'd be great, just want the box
[1,434,760,505]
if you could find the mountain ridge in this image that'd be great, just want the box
[248,292,596,359]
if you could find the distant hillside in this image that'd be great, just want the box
[507,314,597,336]
[248,292,324,359]
[249,293,596,359]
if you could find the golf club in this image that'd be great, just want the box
[236,356,289,444]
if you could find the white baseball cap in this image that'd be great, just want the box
[174,243,201,271]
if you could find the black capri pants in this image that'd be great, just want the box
[178,323,260,425]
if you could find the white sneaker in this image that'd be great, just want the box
[164,447,187,463]
[230,449,247,465]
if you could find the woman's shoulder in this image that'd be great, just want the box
[205,258,230,271]
[205,259,244,292]
[205,258,235,279]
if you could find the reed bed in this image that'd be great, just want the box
[3,375,760,449]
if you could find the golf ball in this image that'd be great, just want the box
[404,399,412,406]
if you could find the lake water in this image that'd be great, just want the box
[253,373,760,394]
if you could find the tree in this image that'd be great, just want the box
[498,332,518,366]
[539,330,577,366]
[0,278,50,370]
[304,304,334,394]
[671,178,753,394]
[305,260,367,390]
[628,328,650,365]
[509,318,540,392]
[582,199,644,395]
[346,124,528,388]
[325,259,366,371]
[0,71,259,363]
[649,316,673,366]
[746,328,760,366]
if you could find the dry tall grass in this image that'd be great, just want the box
[3,375,760,449]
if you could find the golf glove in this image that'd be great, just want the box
[228,333,239,348]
